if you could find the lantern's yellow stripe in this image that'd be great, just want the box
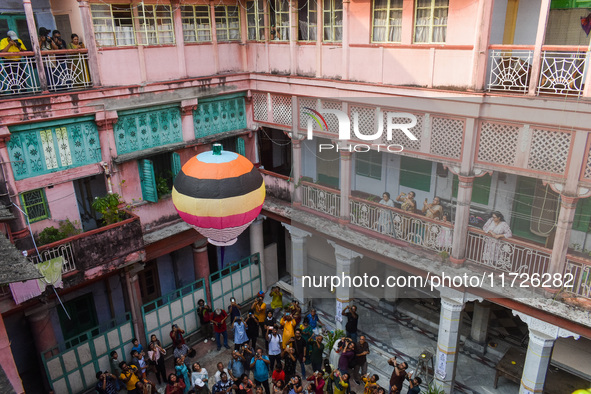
[172,183,266,217]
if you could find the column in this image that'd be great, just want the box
[451,176,474,264]
[341,0,350,80]
[548,196,578,276]
[527,0,551,96]
[315,0,322,78]
[383,266,399,303]
[434,291,464,393]
[469,0,494,91]
[284,225,311,303]
[181,99,199,142]
[0,314,24,393]
[469,301,491,350]
[292,139,303,205]
[329,241,362,331]
[192,239,212,304]
[339,150,352,224]
[521,330,555,393]
[77,0,101,86]
[240,2,248,72]
[210,0,220,74]
[23,0,48,91]
[28,307,58,359]
[172,0,188,78]
[95,111,122,195]
[125,268,146,346]
[289,0,297,75]
[250,216,267,290]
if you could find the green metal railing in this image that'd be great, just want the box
[209,253,261,310]
[43,313,134,394]
[141,279,206,347]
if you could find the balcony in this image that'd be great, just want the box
[1,50,92,97]
[260,169,293,202]
[487,46,588,97]
[26,211,144,282]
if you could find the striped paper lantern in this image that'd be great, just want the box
[172,144,266,246]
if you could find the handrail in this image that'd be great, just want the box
[488,45,535,50]
[300,180,340,193]
[349,195,454,229]
[259,168,293,181]
[467,226,553,254]
[0,49,89,58]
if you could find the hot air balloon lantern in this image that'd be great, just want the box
[172,144,266,246]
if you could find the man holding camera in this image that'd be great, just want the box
[0,30,27,91]
[388,356,408,394]
[0,31,26,59]
[250,347,271,394]
[95,370,118,394]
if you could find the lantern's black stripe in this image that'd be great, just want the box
[173,166,264,199]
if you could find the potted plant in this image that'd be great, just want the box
[92,193,127,226]
[438,251,450,263]
[325,329,345,358]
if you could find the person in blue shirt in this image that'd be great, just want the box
[250,347,271,394]
[305,309,322,335]
[131,338,143,354]
[234,317,249,350]
[228,351,246,381]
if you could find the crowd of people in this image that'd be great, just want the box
[96,287,422,394]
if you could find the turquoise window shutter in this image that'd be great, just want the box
[237,138,246,156]
[138,159,158,202]
[171,152,182,180]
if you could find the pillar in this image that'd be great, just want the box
[292,139,303,204]
[339,150,352,224]
[451,176,474,264]
[521,330,555,393]
[548,196,578,276]
[283,225,311,303]
[383,266,399,303]
[77,0,101,86]
[192,239,211,304]
[527,0,551,96]
[250,216,267,290]
[210,0,220,74]
[28,307,58,359]
[181,99,198,142]
[470,301,491,345]
[124,268,146,346]
[240,2,248,72]
[172,0,188,78]
[329,241,362,331]
[434,291,464,393]
[95,111,122,195]
[341,0,350,80]
[289,0,297,75]
[470,0,494,91]
[315,0,322,78]
[22,0,47,91]
[0,314,24,393]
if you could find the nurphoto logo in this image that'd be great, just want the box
[303,107,418,153]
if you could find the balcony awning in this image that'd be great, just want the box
[0,235,42,285]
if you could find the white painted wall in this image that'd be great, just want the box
[514,0,541,45]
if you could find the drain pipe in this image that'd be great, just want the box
[101,161,114,194]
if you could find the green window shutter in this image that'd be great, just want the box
[138,159,158,202]
[171,152,182,180]
[237,137,246,156]
[452,174,492,205]
[573,197,591,232]
[399,156,432,192]
[355,151,382,180]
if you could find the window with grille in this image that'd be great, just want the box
[399,156,432,192]
[270,0,290,41]
[21,189,49,223]
[247,0,266,41]
[215,6,241,41]
[298,0,317,41]
[414,0,448,43]
[323,0,343,42]
[138,152,181,203]
[90,3,175,46]
[181,5,212,42]
[355,150,382,180]
[372,0,402,42]
[91,3,135,46]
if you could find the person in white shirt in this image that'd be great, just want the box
[267,326,283,372]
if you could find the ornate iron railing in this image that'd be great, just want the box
[487,49,533,93]
[563,256,591,300]
[301,182,341,217]
[0,52,41,96]
[41,50,92,91]
[538,50,586,96]
[349,197,453,253]
[466,229,551,275]
[28,242,76,273]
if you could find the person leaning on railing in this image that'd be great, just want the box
[0,31,27,89]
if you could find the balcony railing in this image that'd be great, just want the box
[564,255,591,300]
[259,169,293,202]
[465,228,551,276]
[28,242,76,274]
[300,182,341,218]
[488,48,533,93]
[41,50,92,92]
[538,50,586,97]
[0,51,41,96]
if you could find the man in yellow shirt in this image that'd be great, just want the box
[119,361,140,392]
[251,291,267,336]
[0,31,27,60]
[1,31,28,93]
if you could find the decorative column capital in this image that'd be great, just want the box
[328,240,362,262]
[560,195,579,209]
[513,311,580,340]
[192,238,208,253]
[95,111,118,131]
[439,287,468,309]
[340,150,352,160]
[181,98,199,116]
[282,224,311,240]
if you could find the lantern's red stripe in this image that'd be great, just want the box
[182,156,253,179]
[176,205,263,229]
